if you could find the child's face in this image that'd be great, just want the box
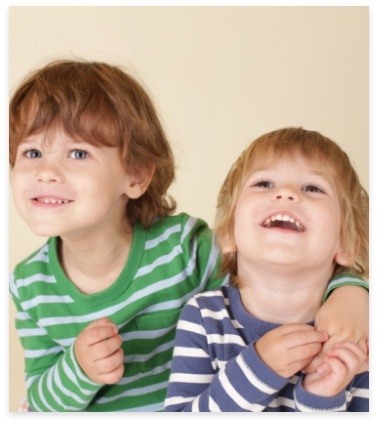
[11,128,132,239]
[232,153,348,277]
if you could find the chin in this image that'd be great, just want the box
[29,225,61,238]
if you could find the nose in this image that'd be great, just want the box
[36,160,64,183]
[273,186,299,202]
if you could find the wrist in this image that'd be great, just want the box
[323,273,369,302]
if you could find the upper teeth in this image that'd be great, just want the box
[263,214,304,231]
[38,198,70,204]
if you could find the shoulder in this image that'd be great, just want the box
[184,287,230,316]
[177,287,232,335]
[145,213,213,247]
[12,239,52,277]
[10,238,57,298]
[150,213,211,234]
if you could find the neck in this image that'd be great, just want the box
[237,266,332,323]
[59,223,133,294]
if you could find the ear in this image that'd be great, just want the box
[219,231,237,254]
[334,247,351,267]
[124,166,155,200]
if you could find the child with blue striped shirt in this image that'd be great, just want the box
[165,127,369,412]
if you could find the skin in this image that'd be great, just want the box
[74,317,124,384]
[304,285,369,375]
[11,128,152,384]
[226,154,367,395]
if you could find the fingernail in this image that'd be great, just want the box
[317,364,330,376]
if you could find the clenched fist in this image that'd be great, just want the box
[255,323,328,378]
[74,317,124,384]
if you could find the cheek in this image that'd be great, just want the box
[10,172,25,199]
[233,203,245,238]
[316,206,343,246]
[233,203,255,249]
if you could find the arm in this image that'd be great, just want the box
[10,275,103,411]
[319,282,369,347]
[304,274,368,374]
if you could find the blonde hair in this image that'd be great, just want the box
[214,127,368,282]
[9,59,176,229]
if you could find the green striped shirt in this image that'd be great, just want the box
[10,213,227,412]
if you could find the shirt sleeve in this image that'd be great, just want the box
[293,372,369,412]
[179,214,229,293]
[323,273,369,301]
[10,272,102,412]
[293,377,347,411]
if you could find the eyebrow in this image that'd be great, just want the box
[250,168,326,177]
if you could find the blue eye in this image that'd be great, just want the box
[303,184,324,193]
[70,149,88,160]
[25,149,42,159]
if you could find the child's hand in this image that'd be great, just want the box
[303,286,369,374]
[302,341,368,396]
[254,323,328,378]
[74,317,124,385]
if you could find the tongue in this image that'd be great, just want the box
[271,220,298,231]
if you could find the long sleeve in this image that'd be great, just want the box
[293,372,369,412]
[323,273,368,300]
[10,273,102,411]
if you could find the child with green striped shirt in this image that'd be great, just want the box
[9,60,368,412]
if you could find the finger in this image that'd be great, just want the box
[357,338,368,354]
[321,333,355,353]
[286,330,328,349]
[96,347,125,374]
[319,327,369,349]
[325,343,367,375]
[99,360,125,385]
[84,325,119,347]
[355,360,369,374]
[278,323,317,335]
[328,341,367,364]
[92,334,123,360]
[302,354,323,374]
[322,356,348,376]
[85,317,116,329]
[289,341,324,366]
[316,361,332,376]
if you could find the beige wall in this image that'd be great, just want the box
[9,6,369,411]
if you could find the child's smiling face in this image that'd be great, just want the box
[11,127,133,239]
[232,153,349,277]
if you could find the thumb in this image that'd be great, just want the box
[85,317,116,330]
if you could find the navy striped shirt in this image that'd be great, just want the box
[165,286,369,412]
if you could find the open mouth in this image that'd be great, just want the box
[33,197,72,205]
[262,214,306,232]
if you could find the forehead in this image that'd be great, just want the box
[248,150,315,169]
[245,150,337,183]
[19,127,82,146]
